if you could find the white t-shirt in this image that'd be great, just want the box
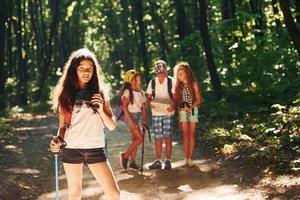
[122,89,146,113]
[146,76,175,116]
[64,90,110,149]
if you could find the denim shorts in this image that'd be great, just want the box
[125,112,142,125]
[60,148,107,165]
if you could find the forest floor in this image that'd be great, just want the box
[0,113,299,200]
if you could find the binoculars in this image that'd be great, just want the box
[179,101,190,109]
[179,101,195,115]
[75,89,100,109]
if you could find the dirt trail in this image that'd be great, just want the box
[0,114,299,200]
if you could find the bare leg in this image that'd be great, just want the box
[155,139,162,160]
[124,127,143,160]
[88,162,120,200]
[165,137,172,160]
[129,133,137,162]
[63,163,83,200]
[188,122,197,159]
[181,122,190,159]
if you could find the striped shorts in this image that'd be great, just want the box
[152,115,174,140]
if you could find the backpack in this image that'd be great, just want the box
[114,88,145,122]
[151,76,173,100]
[114,86,125,122]
[114,98,125,122]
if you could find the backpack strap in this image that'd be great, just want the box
[167,76,173,100]
[151,77,173,100]
[151,78,156,99]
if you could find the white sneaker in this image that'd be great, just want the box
[184,158,188,166]
[187,159,194,167]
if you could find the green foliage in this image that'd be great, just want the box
[201,98,300,173]
[0,118,12,135]
[24,102,51,114]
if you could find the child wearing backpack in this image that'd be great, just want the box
[146,60,175,170]
[173,62,202,167]
[49,48,120,200]
[119,69,148,169]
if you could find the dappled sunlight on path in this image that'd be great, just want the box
[2,116,297,199]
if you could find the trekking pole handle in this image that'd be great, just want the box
[51,136,67,154]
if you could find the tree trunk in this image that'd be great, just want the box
[221,0,236,89]
[120,0,133,70]
[222,0,236,19]
[34,0,61,101]
[15,0,28,105]
[149,0,170,60]
[192,0,200,30]
[221,0,230,19]
[174,0,189,40]
[279,0,300,56]
[249,0,264,46]
[0,0,8,109]
[296,0,300,24]
[36,0,61,101]
[6,2,14,77]
[132,0,149,80]
[103,1,122,80]
[199,0,222,100]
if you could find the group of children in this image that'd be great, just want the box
[49,49,202,200]
[119,59,202,170]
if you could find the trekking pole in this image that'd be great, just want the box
[140,125,151,175]
[54,153,59,200]
[52,136,66,200]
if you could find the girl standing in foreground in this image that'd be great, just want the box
[50,48,120,200]
[119,69,147,169]
[174,62,202,167]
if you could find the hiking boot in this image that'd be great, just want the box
[164,159,172,170]
[129,162,140,170]
[149,160,162,170]
[119,152,128,169]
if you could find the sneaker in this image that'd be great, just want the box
[164,159,172,170]
[149,160,162,169]
[187,159,194,167]
[129,162,140,170]
[119,152,128,169]
[184,158,188,166]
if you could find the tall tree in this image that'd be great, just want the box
[191,0,200,29]
[149,0,170,60]
[0,0,9,109]
[199,0,222,99]
[221,0,236,89]
[15,0,28,105]
[36,0,61,101]
[103,0,122,79]
[120,0,133,70]
[221,0,236,19]
[279,0,300,56]
[296,0,300,24]
[174,0,190,40]
[249,0,264,46]
[132,0,149,80]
